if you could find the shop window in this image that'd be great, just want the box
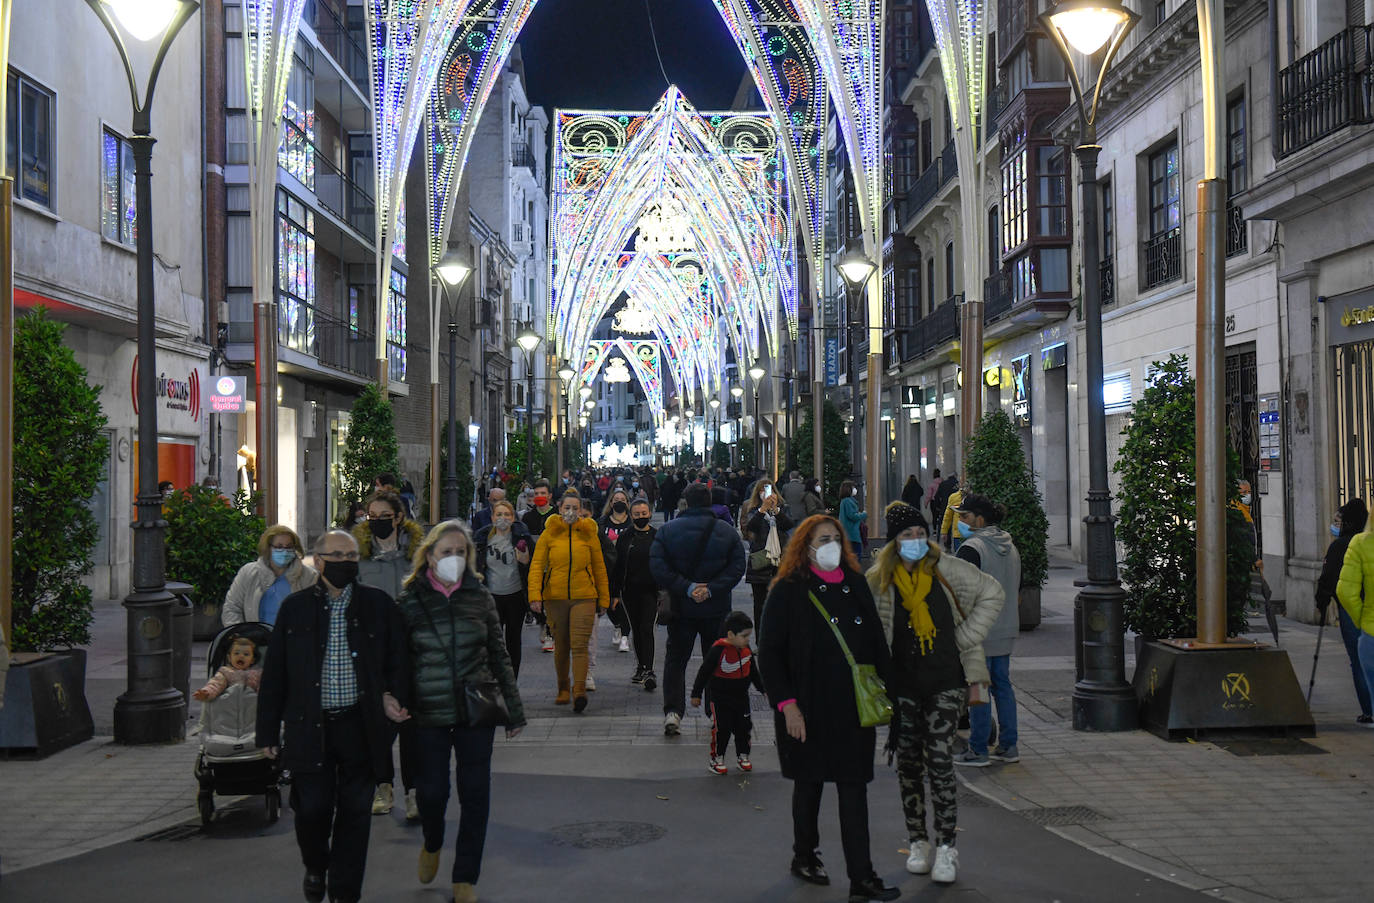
[7,70,54,208]
[101,127,137,246]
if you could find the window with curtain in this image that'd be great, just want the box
[101,127,137,246]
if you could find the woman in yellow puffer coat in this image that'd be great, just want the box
[1336,521,1374,710]
[528,491,610,712]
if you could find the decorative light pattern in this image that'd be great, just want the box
[424,0,541,268]
[550,89,796,402]
[712,0,830,304]
[924,0,989,136]
[611,295,654,335]
[574,339,665,425]
[603,357,632,383]
[366,0,472,372]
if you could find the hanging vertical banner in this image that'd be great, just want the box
[824,335,839,387]
[1011,354,1032,427]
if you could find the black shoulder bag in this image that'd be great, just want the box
[418,590,509,728]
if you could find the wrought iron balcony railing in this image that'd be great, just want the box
[1101,257,1115,305]
[1277,25,1374,158]
[1142,227,1182,290]
[1226,201,1247,257]
[983,272,1013,324]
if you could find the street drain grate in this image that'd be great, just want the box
[1213,737,1327,757]
[135,824,202,843]
[549,821,667,850]
[1018,805,1108,827]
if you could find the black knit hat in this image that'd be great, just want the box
[1340,498,1368,534]
[884,501,927,540]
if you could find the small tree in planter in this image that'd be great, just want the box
[339,384,400,509]
[790,399,851,504]
[504,430,542,485]
[964,409,1050,628]
[11,309,109,651]
[164,487,264,635]
[1114,354,1251,639]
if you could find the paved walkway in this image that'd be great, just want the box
[1,544,1371,902]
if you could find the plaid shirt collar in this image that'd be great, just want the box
[320,582,358,711]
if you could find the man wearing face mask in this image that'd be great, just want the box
[951,494,1022,768]
[258,530,410,903]
[471,487,507,533]
[521,479,558,538]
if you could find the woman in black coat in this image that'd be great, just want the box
[760,515,898,903]
[741,478,794,634]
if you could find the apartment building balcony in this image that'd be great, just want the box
[1226,200,1247,257]
[1142,227,1183,291]
[303,0,369,98]
[512,141,537,176]
[1277,25,1374,159]
[982,270,1073,341]
[1101,257,1116,305]
[983,272,1013,324]
[277,299,377,383]
[280,118,376,246]
[938,140,956,189]
[892,294,961,368]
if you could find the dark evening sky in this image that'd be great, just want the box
[516,0,756,114]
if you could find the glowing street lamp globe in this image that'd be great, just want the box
[579,385,593,400]
[748,364,765,382]
[1046,0,1135,55]
[436,250,472,287]
[102,0,185,42]
[836,249,877,287]
[557,365,576,382]
[516,325,541,354]
[709,398,721,410]
[730,385,744,399]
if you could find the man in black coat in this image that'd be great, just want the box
[649,482,746,736]
[258,529,410,903]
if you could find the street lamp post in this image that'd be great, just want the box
[86,0,200,744]
[749,364,765,471]
[434,250,471,522]
[557,364,575,477]
[515,324,541,482]
[1040,0,1140,732]
[837,250,876,502]
[730,384,744,469]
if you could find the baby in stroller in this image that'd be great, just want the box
[194,636,261,701]
[196,623,281,824]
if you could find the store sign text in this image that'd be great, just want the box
[131,356,202,422]
[1340,304,1374,328]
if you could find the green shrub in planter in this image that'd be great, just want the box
[164,487,264,609]
[339,384,400,508]
[11,309,108,651]
[1114,354,1251,639]
[964,409,1050,589]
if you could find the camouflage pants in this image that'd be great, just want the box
[895,688,963,847]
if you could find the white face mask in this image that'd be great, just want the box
[434,554,465,584]
[812,540,842,571]
[1240,493,1251,505]
[851,487,859,497]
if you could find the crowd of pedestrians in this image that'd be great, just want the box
[226,460,1042,902]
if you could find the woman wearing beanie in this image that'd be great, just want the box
[865,501,1004,885]
[1325,498,1372,726]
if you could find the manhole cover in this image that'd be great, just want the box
[549,821,667,850]
[1018,805,1108,827]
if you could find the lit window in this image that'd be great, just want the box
[387,268,407,383]
[276,189,316,354]
[101,127,137,246]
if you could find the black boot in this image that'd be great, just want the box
[790,854,830,886]
[302,870,326,902]
[848,874,900,902]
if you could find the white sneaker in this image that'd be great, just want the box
[905,840,933,875]
[404,788,419,821]
[371,782,393,815]
[611,628,623,646]
[664,711,682,736]
[585,674,596,691]
[541,633,554,653]
[931,844,958,884]
[618,636,631,653]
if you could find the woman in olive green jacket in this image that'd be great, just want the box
[1336,524,1374,714]
[396,521,524,903]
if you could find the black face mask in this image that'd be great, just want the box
[369,518,394,540]
[632,516,652,529]
[612,501,628,514]
[322,560,359,588]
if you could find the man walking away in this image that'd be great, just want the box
[257,530,410,903]
[650,482,746,736]
[471,487,505,533]
[782,470,807,522]
[951,494,1022,768]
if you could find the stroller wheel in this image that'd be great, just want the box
[198,791,215,827]
[266,790,280,823]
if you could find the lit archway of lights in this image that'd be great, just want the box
[424,0,541,271]
[575,339,665,425]
[550,88,796,402]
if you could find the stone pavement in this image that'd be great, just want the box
[1,542,1371,902]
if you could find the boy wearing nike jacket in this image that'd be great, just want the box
[691,611,765,774]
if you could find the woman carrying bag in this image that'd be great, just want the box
[741,479,793,635]
[759,515,899,903]
[396,521,525,903]
[866,502,1003,886]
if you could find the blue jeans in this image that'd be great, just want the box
[1358,632,1374,720]
[1337,606,1373,718]
[414,724,495,885]
[968,654,1017,755]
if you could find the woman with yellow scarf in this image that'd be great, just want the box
[866,502,1005,886]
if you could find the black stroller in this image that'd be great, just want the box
[193,622,282,825]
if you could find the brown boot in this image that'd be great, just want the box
[555,690,571,705]
[453,882,478,903]
[572,683,588,713]
[418,846,439,884]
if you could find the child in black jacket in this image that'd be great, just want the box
[691,611,765,774]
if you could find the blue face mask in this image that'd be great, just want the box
[898,539,928,562]
[270,548,295,567]
[956,520,973,539]
[1331,523,1341,538]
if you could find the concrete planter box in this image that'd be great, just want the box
[0,648,95,758]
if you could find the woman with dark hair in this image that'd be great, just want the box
[900,475,924,509]
[759,515,898,903]
[598,488,635,654]
[741,477,794,635]
[838,480,868,559]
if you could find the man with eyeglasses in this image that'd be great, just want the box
[258,530,410,903]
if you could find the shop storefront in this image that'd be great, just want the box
[1328,288,1374,507]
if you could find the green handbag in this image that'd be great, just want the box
[809,592,892,728]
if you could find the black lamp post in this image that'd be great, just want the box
[1040,0,1140,732]
[748,364,765,471]
[729,384,744,468]
[837,250,876,493]
[515,324,541,481]
[86,0,200,745]
[435,250,472,521]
